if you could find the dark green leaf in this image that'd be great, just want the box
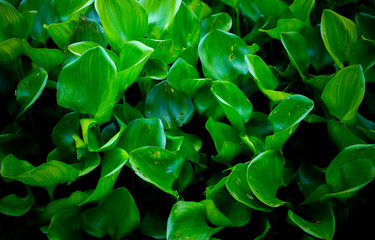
[51,112,79,151]
[356,12,375,41]
[0,188,34,216]
[22,41,65,71]
[47,208,82,240]
[44,20,77,50]
[327,119,366,151]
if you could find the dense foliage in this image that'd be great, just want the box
[1,0,375,239]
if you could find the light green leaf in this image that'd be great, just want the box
[0,38,24,71]
[247,150,286,207]
[167,128,202,163]
[321,9,359,68]
[139,0,181,39]
[70,15,106,47]
[226,163,271,212]
[53,0,94,22]
[130,146,185,197]
[81,187,140,239]
[198,30,249,81]
[289,0,315,25]
[321,65,365,124]
[245,54,279,90]
[140,38,182,64]
[200,12,232,39]
[280,31,310,78]
[141,58,169,80]
[201,199,232,228]
[145,81,194,128]
[47,208,82,240]
[0,188,34,216]
[211,81,253,134]
[44,20,77,50]
[57,47,117,124]
[95,0,147,50]
[266,95,314,150]
[16,67,48,116]
[117,118,166,152]
[260,18,305,40]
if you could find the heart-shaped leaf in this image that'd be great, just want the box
[57,46,117,124]
[81,187,140,239]
[130,146,185,197]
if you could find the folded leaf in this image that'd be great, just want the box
[44,20,77,50]
[260,18,305,40]
[47,208,82,240]
[245,54,279,90]
[53,0,94,21]
[200,12,232,39]
[0,188,34,216]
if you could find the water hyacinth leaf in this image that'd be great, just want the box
[201,199,232,228]
[296,163,325,198]
[245,54,279,90]
[247,150,286,207]
[161,2,201,49]
[288,203,335,240]
[211,81,253,134]
[81,148,128,205]
[356,12,375,41]
[95,0,147,50]
[200,12,232,39]
[117,118,165,153]
[325,144,375,199]
[51,112,79,151]
[206,118,242,166]
[53,0,94,22]
[166,128,202,163]
[18,0,59,45]
[70,16,106,47]
[141,58,169,80]
[139,210,168,239]
[1,154,79,196]
[44,20,77,50]
[0,38,24,70]
[114,102,143,125]
[305,26,333,72]
[47,208,82,240]
[139,0,181,39]
[321,9,359,68]
[289,0,315,25]
[178,45,198,67]
[321,65,365,124]
[280,32,310,78]
[198,30,250,81]
[57,47,117,125]
[194,84,225,120]
[16,67,48,116]
[22,41,65,72]
[327,119,366,151]
[266,95,314,150]
[145,81,194,128]
[167,201,217,240]
[206,177,252,227]
[349,39,375,70]
[0,188,34,216]
[130,146,185,197]
[167,58,201,93]
[118,41,153,93]
[81,187,140,239]
[140,38,181,64]
[251,0,288,20]
[174,159,195,192]
[260,18,305,40]
[226,163,272,212]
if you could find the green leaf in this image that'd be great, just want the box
[117,118,166,153]
[327,119,366,151]
[139,210,168,239]
[247,150,286,207]
[70,15,106,47]
[288,203,335,240]
[266,95,314,150]
[51,112,79,151]
[0,38,24,71]
[241,0,288,21]
[130,146,185,197]
[57,47,117,124]
[260,18,305,40]
[53,0,94,22]
[356,12,375,41]
[226,163,271,212]
[305,26,333,72]
[139,0,181,39]
[1,154,79,196]
[194,84,225,120]
[296,163,325,198]
[16,67,48,116]
[321,65,365,124]
[201,199,232,228]
[166,128,202,163]
[140,38,182,64]
[167,201,217,240]
[118,41,153,94]
[245,54,279,90]
[198,30,250,81]
[47,208,82,240]
[211,81,253,134]
[349,39,375,70]
[289,0,315,25]
[81,187,140,239]
[95,0,147,50]
[145,81,194,128]
[325,144,375,199]
[280,31,310,78]
[206,118,242,166]
[200,12,232,38]
[141,58,169,80]
[18,0,59,45]
[114,102,143,125]
[44,20,77,50]
[0,188,34,216]
[81,148,128,205]
[321,9,359,68]
[68,41,118,66]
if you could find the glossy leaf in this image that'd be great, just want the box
[16,67,48,116]
[289,0,315,25]
[194,84,225,120]
[247,150,286,207]
[70,16,106,47]
[321,65,365,124]
[117,118,166,153]
[145,81,194,128]
[81,187,140,239]
[167,128,202,163]
[321,9,359,68]
[53,0,94,21]
[68,41,118,66]
[305,26,333,72]
[22,41,65,71]
[47,208,82,240]
[349,39,375,70]
[130,146,185,197]
[245,54,279,90]
[260,18,305,40]
[44,20,77,50]
[51,112,79,151]
[280,31,310,78]
[0,38,24,70]
[95,0,147,50]
[114,102,143,125]
[0,188,34,216]
[211,81,253,134]
[266,95,314,150]
[200,12,232,39]
[356,12,375,41]
[327,119,366,151]
[201,199,232,228]
[198,30,250,81]
[57,47,117,124]
[226,163,271,212]
[140,38,181,64]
